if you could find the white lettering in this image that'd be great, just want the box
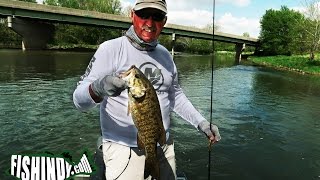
[11,155,17,177]
[10,153,93,179]
[21,156,30,180]
[65,161,72,178]
[56,158,66,180]
[81,160,89,173]
[16,155,22,178]
[81,155,92,173]
[30,157,40,180]
[74,165,80,174]
[46,157,56,180]
[41,157,46,180]
[77,163,84,172]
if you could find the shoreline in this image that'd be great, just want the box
[249,55,320,76]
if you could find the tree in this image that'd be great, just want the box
[44,0,121,14]
[259,6,305,56]
[300,0,320,60]
[0,18,21,47]
[202,23,220,33]
[122,5,133,17]
[43,0,123,46]
[243,32,250,37]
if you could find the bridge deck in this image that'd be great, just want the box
[0,0,258,46]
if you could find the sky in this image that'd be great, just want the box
[36,0,304,38]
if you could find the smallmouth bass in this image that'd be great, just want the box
[121,65,166,180]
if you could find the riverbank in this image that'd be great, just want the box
[48,44,98,52]
[250,54,320,75]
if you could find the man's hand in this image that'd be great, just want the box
[198,120,221,144]
[91,75,128,99]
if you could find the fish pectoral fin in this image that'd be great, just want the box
[127,102,131,116]
[137,133,145,150]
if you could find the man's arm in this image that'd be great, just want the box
[73,42,114,111]
[169,70,221,142]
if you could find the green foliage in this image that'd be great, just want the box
[0,19,21,47]
[214,41,234,51]
[158,34,172,50]
[158,35,214,54]
[243,32,250,37]
[43,0,123,46]
[260,6,305,56]
[49,24,122,46]
[299,0,320,61]
[44,0,122,14]
[182,38,212,54]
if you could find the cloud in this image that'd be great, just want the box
[120,0,133,10]
[216,0,251,7]
[121,0,214,12]
[216,12,260,38]
[167,0,213,11]
[167,9,213,28]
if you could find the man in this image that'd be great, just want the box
[73,0,221,179]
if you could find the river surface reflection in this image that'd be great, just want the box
[0,49,319,179]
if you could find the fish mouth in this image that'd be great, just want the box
[120,65,146,98]
[119,65,136,77]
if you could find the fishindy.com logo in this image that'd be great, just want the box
[7,151,94,180]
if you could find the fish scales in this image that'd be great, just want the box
[121,65,166,180]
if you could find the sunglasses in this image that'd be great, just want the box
[134,10,166,22]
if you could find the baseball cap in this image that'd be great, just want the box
[133,0,167,14]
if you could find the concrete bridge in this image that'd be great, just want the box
[0,0,258,62]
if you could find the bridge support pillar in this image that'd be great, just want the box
[235,43,245,64]
[7,16,54,51]
[171,33,176,57]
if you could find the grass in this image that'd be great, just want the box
[250,54,320,75]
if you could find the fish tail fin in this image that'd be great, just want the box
[144,156,160,180]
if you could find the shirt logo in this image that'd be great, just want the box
[139,62,164,90]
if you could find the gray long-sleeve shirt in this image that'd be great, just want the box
[73,36,205,147]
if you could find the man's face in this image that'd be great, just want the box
[131,8,167,43]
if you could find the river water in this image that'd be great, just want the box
[0,49,320,180]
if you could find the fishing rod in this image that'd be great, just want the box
[208,0,215,179]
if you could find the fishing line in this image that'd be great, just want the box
[114,148,132,180]
[208,0,216,179]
